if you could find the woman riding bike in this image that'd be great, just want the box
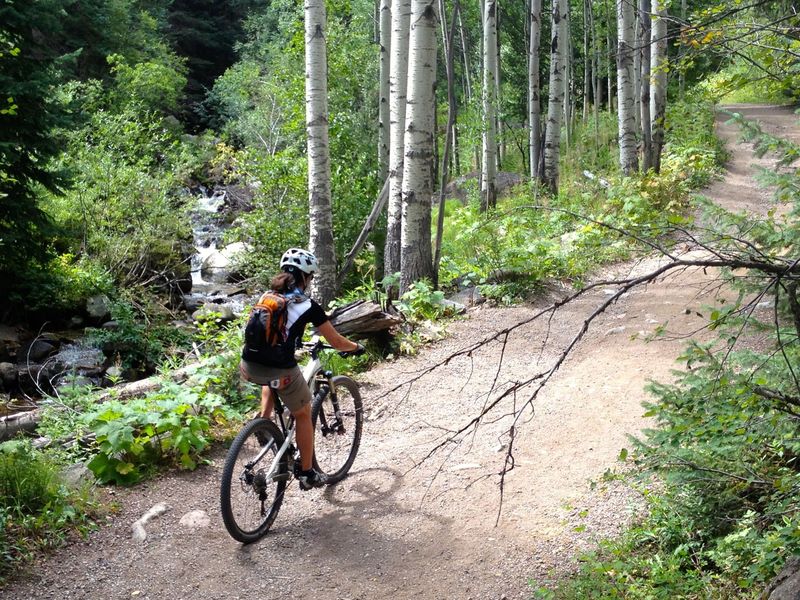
[239,248,363,490]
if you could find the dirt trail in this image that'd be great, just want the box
[5,104,798,600]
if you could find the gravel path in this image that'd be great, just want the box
[4,104,797,600]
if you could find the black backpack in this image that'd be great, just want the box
[241,291,296,365]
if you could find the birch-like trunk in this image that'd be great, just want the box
[384,0,411,277]
[605,0,614,114]
[399,0,437,292]
[639,0,652,171]
[650,0,668,173]
[379,0,391,181]
[543,0,568,193]
[480,0,498,211]
[528,0,543,179]
[616,0,638,175]
[582,0,590,122]
[632,3,641,131]
[305,0,336,304]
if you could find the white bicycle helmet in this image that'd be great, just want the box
[280,248,320,275]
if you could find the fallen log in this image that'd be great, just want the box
[329,300,402,336]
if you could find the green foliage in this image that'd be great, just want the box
[87,299,191,375]
[397,279,450,323]
[83,382,231,484]
[0,440,97,581]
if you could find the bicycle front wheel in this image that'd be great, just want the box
[220,418,288,543]
[312,375,363,483]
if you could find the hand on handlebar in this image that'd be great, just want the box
[339,343,366,358]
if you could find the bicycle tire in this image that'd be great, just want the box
[311,375,363,483]
[220,418,288,543]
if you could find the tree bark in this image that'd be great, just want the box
[632,0,641,131]
[616,0,639,175]
[384,0,412,279]
[583,0,591,122]
[379,0,392,181]
[528,0,543,180]
[480,0,498,211]
[434,0,459,286]
[639,0,652,171]
[399,0,437,292]
[650,0,668,173]
[543,0,569,194]
[305,0,336,305]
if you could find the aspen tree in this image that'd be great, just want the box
[616,0,638,174]
[528,0,543,179]
[384,0,412,277]
[481,0,498,211]
[399,0,437,292]
[305,0,336,304]
[543,0,568,193]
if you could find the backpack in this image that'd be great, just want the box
[241,291,296,365]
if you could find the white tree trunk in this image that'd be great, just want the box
[384,0,412,278]
[481,0,498,211]
[399,0,438,292]
[639,0,652,171]
[633,3,641,131]
[543,0,568,193]
[379,0,392,181]
[616,0,638,175]
[650,0,668,173]
[305,0,336,304]
[528,0,543,179]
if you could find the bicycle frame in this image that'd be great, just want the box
[256,340,327,481]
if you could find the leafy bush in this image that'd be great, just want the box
[84,382,232,484]
[87,299,191,376]
[0,441,97,580]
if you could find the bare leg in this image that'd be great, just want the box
[292,403,314,470]
[260,386,275,419]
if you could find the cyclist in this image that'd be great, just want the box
[239,248,363,490]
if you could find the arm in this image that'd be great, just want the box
[316,320,360,352]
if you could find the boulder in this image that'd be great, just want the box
[22,339,58,362]
[200,242,248,283]
[447,286,485,307]
[0,362,17,388]
[763,556,800,600]
[0,325,20,363]
[192,304,236,324]
[86,295,112,322]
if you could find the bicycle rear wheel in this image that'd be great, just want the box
[220,418,288,543]
[311,375,363,483]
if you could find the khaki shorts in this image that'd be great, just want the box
[239,361,312,413]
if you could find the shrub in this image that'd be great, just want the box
[0,441,96,580]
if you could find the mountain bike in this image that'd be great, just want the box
[220,338,364,543]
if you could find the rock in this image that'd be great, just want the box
[447,287,485,307]
[192,304,236,323]
[201,242,248,284]
[68,315,85,328]
[604,326,626,336]
[763,556,800,600]
[62,463,93,488]
[0,362,17,387]
[0,325,20,363]
[440,299,467,315]
[131,502,170,543]
[179,510,211,529]
[86,294,112,322]
[105,365,123,380]
[182,294,205,313]
[101,320,120,330]
[22,339,58,362]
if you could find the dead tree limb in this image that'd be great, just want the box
[336,178,390,288]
